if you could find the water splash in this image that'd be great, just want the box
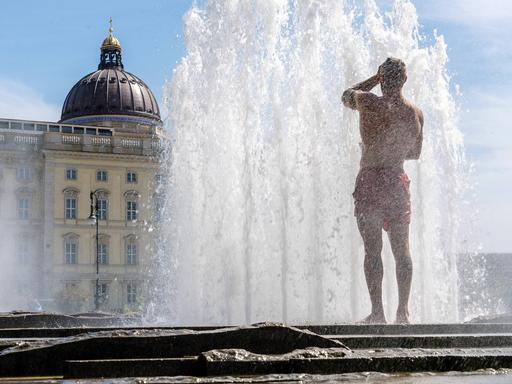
[160,0,468,325]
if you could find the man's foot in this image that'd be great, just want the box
[357,312,387,324]
[395,310,410,324]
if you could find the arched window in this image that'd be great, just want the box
[63,233,79,264]
[63,188,79,220]
[125,234,138,265]
[124,190,140,222]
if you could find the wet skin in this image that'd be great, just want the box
[342,63,423,324]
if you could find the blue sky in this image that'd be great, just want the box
[0,0,510,253]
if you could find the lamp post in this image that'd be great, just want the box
[87,191,100,311]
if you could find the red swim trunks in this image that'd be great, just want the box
[352,167,411,232]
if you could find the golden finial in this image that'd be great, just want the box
[101,17,121,51]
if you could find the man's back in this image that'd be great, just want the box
[357,94,423,169]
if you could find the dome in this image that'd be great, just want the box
[60,68,161,125]
[59,19,161,128]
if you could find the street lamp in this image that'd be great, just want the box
[88,191,100,311]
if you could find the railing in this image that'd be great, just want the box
[0,117,165,155]
[0,117,113,137]
[91,137,111,145]
[62,135,81,144]
[14,135,41,145]
[120,138,142,148]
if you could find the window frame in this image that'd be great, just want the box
[97,242,108,265]
[126,200,137,221]
[16,238,30,264]
[127,282,137,304]
[126,241,138,265]
[126,171,137,183]
[17,198,30,220]
[96,170,108,182]
[65,196,77,219]
[16,167,32,182]
[64,241,78,264]
[65,168,77,180]
[97,198,108,221]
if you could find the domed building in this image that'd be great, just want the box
[60,22,162,134]
[0,21,165,313]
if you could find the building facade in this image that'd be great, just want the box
[0,23,165,313]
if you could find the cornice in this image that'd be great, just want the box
[41,149,159,163]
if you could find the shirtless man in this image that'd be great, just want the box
[342,57,423,324]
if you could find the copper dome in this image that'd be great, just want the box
[60,20,161,127]
[60,69,161,124]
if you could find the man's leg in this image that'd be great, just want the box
[357,214,386,324]
[387,221,412,324]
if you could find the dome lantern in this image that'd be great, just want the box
[99,18,123,70]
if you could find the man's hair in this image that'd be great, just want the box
[380,57,407,91]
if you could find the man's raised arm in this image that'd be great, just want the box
[342,74,380,110]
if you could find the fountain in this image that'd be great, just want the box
[158,0,468,325]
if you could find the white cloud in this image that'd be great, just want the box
[416,0,512,25]
[0,79,60,122]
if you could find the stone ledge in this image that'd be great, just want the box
[0,324,345,377]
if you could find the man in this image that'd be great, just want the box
[342,57,423,324]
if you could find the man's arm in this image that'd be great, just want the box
[342,74,380,110]
[406,109,424,160]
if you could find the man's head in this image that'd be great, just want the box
[379,57,407,93]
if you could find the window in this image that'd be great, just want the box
[97,282,109,303]
[153,194,164,222]
[17,198,30,219]
[127,282,137,304]
[64,234,79,264]
[64,281,78,290]
[98,243,108,265]
[65,242,77,264]
[63,188,79,220]
[96,170,108,182]
[126,201,137,221]
[65,197,76,219]
[97,198,108,220]
[127,171,137,183]
[126,242,137,265]
[16,167,31,182]
[125,191,140,222]
[16,240,30,264]
[66,168,77,180]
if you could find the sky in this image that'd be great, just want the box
[0,0,510,253]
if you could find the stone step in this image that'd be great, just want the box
[328,334,512,349]
[301,323,512,335]
[202,347,512,377]
[0,324,344,377]
[62,348,512,379]
[3,323,512,339]
[0,326,226,339]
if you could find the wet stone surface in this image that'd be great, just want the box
[1,313,512,381]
